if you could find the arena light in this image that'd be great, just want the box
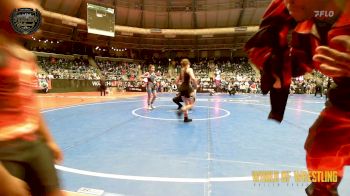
[164,34,176,38]
[121,32,133,36]
[62,20,78,27]
[150,28,162,34]
[42,9,259,36]
[234,26,248,32]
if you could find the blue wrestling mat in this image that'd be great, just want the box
[42,93,350,196]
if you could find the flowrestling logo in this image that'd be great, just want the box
[10,8,41,35]
[314,10,335,18]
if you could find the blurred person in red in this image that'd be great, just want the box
[0,0,64,195]
[245,0,350,195]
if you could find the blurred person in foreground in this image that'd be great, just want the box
[0,0,64,195]
[245,0,350,195]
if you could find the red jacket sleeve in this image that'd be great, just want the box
[245,0,294,69]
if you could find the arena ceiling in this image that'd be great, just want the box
[38,0,272,55]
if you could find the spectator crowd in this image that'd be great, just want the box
[36,56,331,95]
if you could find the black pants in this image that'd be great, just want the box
[228,89,236,95]
[0,137,60,196]
[173,95,183,109]
[305,176,342,196]
[100,86,107,96]
[315,86,323,97]
[268,87,290,122]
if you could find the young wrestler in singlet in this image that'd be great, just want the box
[142,64,157,110]
[176,59,197,122]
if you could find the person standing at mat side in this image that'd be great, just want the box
[176,59,197,122]
[245,0,350,195]
[142,64,157,110]
[0,0,64,195]
[100,76,107,96]
[314,78,323,97]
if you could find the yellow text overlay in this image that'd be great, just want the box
[252,170,338,183]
